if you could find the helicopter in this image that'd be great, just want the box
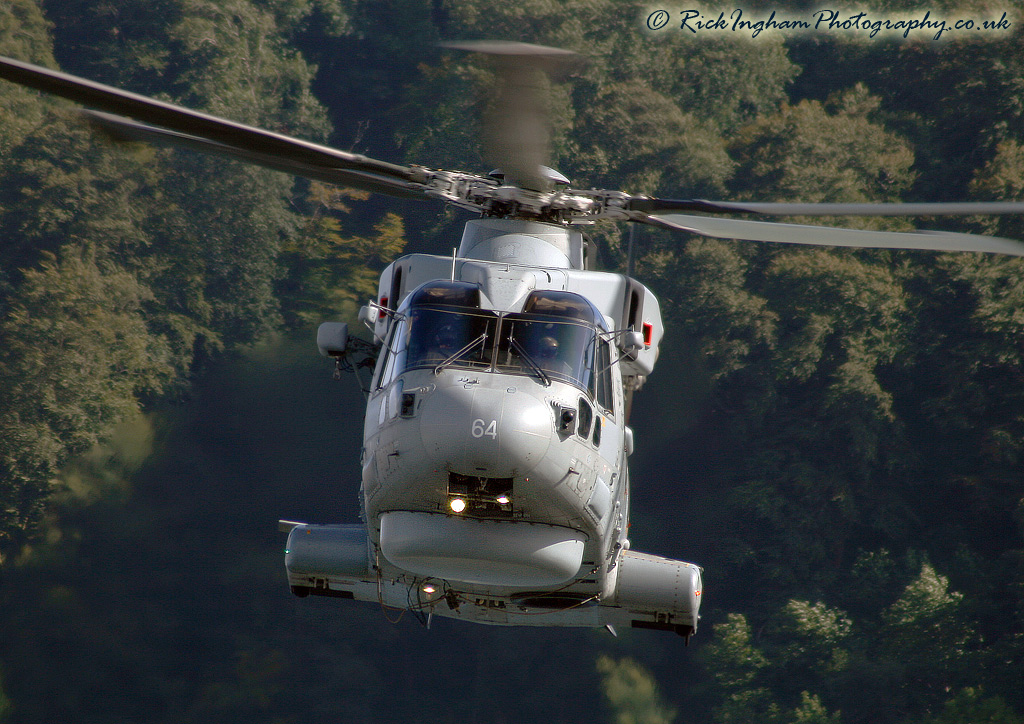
[3,42,1024,641]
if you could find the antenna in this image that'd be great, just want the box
[627,223,636,278]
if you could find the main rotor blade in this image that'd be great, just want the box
[644,213,1024,257]
[444,41,582,192]
[632,197,1024,217]
[0,54,427,190]
[85,111,427,198]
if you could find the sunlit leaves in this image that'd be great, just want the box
[701,613,782,724]
[703,564,979,724]
[646,237,776,382]
[0,0,54,160]
[791,692,842,724]
[730,85,916,225]
[765,249,907,427]
[882,563,971,664]
[653,36,797,134]
[597,655,678,724]
[970,140,1024,241]
[0,0,334,555]
[569,80,732,196]
[781,600,853,675]
[704,613,769,690]
[0,250,173,556]
[170,0,330,134]
[913,688,1024,724]
[278,182,407,325]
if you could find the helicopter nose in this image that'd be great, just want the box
[420,384,552,477]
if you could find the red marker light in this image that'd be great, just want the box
[642,322,653,347]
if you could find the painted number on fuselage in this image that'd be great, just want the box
[471,418,498,439]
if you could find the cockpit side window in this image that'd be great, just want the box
[594,339,614,414]
[374,317,407,390]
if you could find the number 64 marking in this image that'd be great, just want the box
[471,418,498,439]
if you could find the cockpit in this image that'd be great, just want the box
[376,282,615,409]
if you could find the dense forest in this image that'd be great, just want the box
[1,0,1023,722]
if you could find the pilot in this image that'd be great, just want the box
[534,334,574,379]
[426,323,461,361]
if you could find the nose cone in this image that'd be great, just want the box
[420,384,551,477]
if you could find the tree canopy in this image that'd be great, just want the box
[1,1,1023,723]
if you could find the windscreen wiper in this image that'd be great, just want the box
[433,333,489,375]
[510,338,551,386]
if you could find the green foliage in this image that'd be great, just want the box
[703,613,769,691]
[970,140,1024,241]
[0,115,164,281]
[701,612,851,724]
[779,600,852,676]
[792,692,842,724]
[597,655,677,724]
[700,559,1014,724]
[880,562,973,694]
[0,249,173,557]
[642,237,776,382]
[0,0,340,558]
[0,0,54,160]
[730,85,915,218]
[912,688,1024,724]
[0,0,53,66]
[168,0,329,130]
[278,182,408,325]
[1,2,1024,723]
[569,80,732,196]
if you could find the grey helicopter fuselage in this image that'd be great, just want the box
[285,217,703,637]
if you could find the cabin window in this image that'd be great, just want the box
[577,398,593,438]
[594,339,614,414]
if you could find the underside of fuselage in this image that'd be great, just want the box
[282,520,702,638]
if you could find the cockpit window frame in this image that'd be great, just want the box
[402,306,499,374]
[494,313,598,392]
[379,286,616,412]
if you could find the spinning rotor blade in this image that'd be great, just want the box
[630,197,1024,217]
[5,52,1024,258]
[642,212,1024,257]
[85,111,427,198]
[0,54,429,195]
[443,41,582,192]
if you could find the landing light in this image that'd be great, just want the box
[423,584,437,594]
[449,497,467,513]
[495,494,511,505]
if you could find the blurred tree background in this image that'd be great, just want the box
[1,0,1024,722]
